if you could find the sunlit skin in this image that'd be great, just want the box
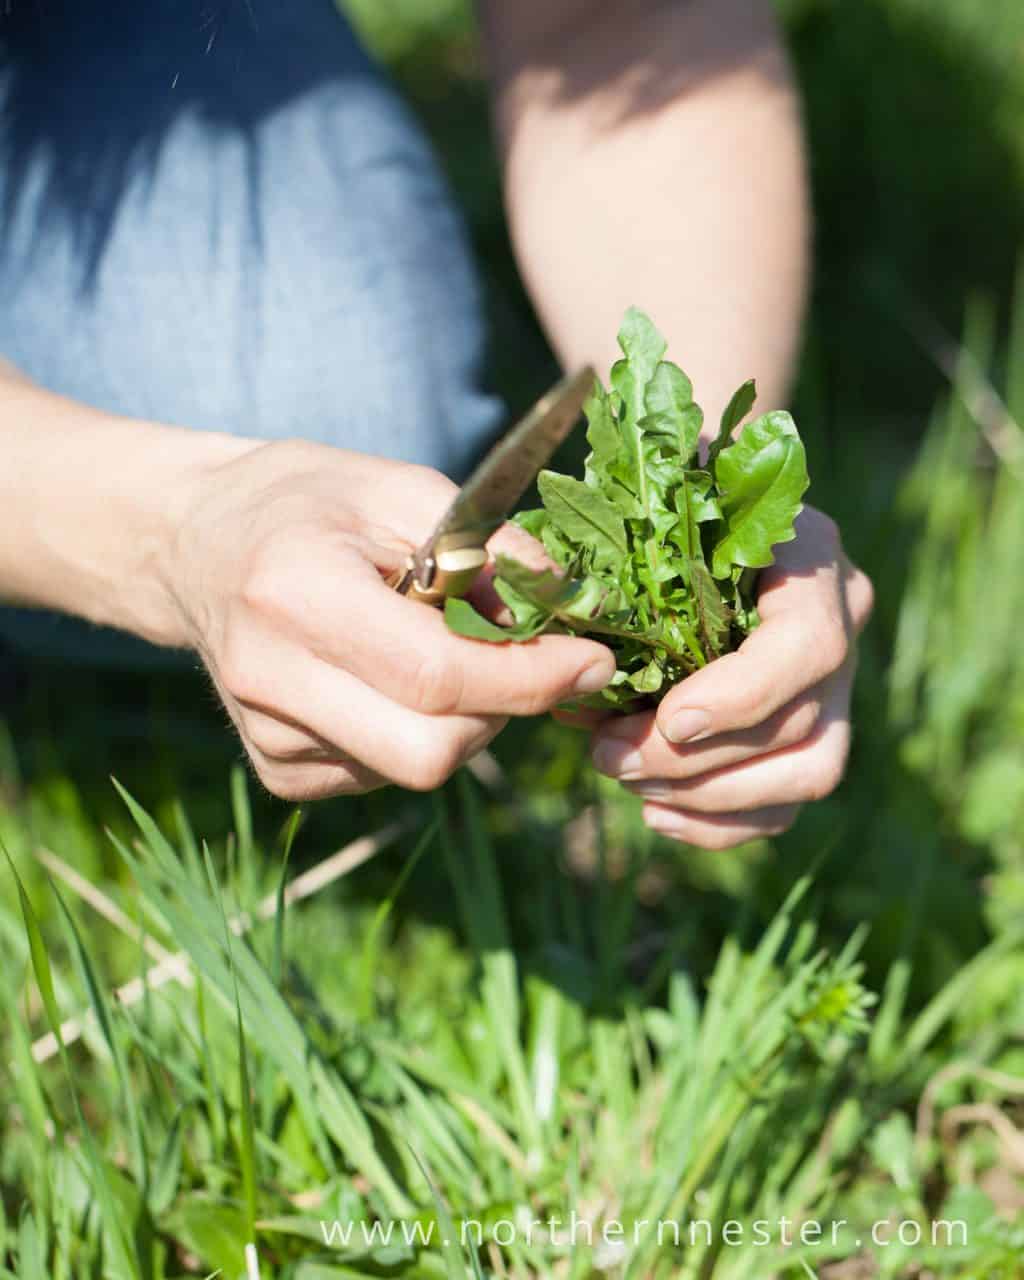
[556,506,872,849]
[0,0,871,844]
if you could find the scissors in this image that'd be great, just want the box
[391,367,595,606]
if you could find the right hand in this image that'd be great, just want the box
[169,441,616,800]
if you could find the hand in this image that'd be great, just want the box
[586,506,873,849]
[171,441,616,800]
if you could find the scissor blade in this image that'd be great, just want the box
[414,366,595,579]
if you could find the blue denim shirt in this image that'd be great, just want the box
[0,0,504,662]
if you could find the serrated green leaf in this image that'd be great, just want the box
[687,559,731,658]
[583,378,620,467]
[537,471,627,568]
[618,306,667,387]
[612,310,669,514]
[708,378,758,467]
[443,307,807,708]
[599,479,644,520]
[492,556,583,613]
[681,470,722,523]
[646,360,693,416]
[645,362,702,463]
[711,411,809,578]
[627,659,666,693]
[512,507,547,539]
[539,519,574,569]
[443,597,544,644]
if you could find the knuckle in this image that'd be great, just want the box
[239,539,296,618]
[408,651,464,716]
[259,437,321,470]
[739,673,778,726]
[293,768,376,800]
[217,624,261,706]
[400,731,466,792]
[244,717,305,763]
[251,755,371,801]
[810,608,850,673]
[807,508,841,548]
[515,677,565,718]
[819,512,841,544]
[774,696,821,746]
[397,462,459,508]
[802,742,849,801]
[248,755,297,801]
[853,568,875,627]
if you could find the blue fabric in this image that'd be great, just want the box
[0,0,503,664]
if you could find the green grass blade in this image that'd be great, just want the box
[52,884,149,1191]
[406,1144,469,1279]
[202,841,259,1243]
[3,844,141,1280]
[358,820,436,1020]
[272,808,303,989]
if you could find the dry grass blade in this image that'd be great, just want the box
[27,821,406,1065]
[916,1061,1024,1155]
[34,845,174,966]
[450,1093,529,1177]
[940,1102,1024,1174]
[904,297,1024,464]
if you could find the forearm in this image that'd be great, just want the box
[0,363,252,645]
[482,0,809,424]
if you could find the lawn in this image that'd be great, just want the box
[1,1,1023,1277]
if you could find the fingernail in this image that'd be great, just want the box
[572,659,614,695]
[592,741,644,779]
[629,780,672,799]
[663,708,712,744]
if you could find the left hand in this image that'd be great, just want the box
[583,506,873,849]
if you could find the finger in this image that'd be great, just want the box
[247,748,389,801]
[323,453,461,548]
[239,705,390,781]
[210,669,392,793]
[655,546,849,745]
[591,680,826,782]
[642,802,802,850]
[842,560,874,633]
[220,626,503,791]
[303,552,617,716]
[627,675,851,813]
[758,507,871,636]
[627,726,848,813]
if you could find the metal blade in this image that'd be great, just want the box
[409,366,595,590]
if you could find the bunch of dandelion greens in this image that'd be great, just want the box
[445,308,810,709]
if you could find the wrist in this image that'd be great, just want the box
[119,422,259,649]
[0,374,257,648]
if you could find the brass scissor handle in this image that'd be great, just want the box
[390,530,490,607]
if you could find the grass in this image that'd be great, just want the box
[3,765,1021,1278]
[2,1,1024,1276]
[3,310,1024,1272]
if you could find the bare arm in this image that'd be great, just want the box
[0,363,613,798]
[481,3,876,850]
[0,364,245,645]
[480,0,809,423]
